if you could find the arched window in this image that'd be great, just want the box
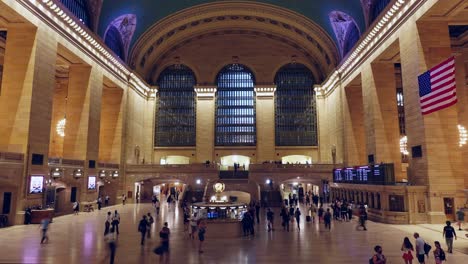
[369,0,391,25]
[104,26,125,60]
[275,63,317,146]
[215,64,256,146]
[59,0,91,28]
[155,65,196,147]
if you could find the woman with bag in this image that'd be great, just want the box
[154,222,170,264]
[433,241,446,264]
[401,237,414,264]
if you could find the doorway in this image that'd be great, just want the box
[443,197,454,220]
[2,192,11,214]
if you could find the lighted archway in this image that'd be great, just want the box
[160,155,190,165]
[281,155,312,164]
[220,155,251,170]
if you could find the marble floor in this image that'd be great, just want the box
[0,203,467,264]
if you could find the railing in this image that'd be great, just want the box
[219,170,249,179]
[48,157,85,167]
[249,163,337,172]
[126,163,219,173]
[0,152,24,162]
[98,162,120,169]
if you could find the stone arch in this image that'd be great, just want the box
[130,1,339,83]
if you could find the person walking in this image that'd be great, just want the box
[294,207,301,230]
[357,205,367,231]
[73,201,79,215]
[122,194,126,205]
[198,218,207,253]
[280,207,290,232]
[433,241,446,264]
[318,205,324,223]
[324,208,332,230]
[138,215,148,245]
[104,227,117,264]
[414,233,426,264]
[104,211,112,235]
[105,195,109,207]
[401,237,414,264]
[255,202,261,224]
[97,196,102,210]
[371,245,387,264]
[155,199,160,215]
[146,213,154,238]
[442,221,457,253]
[112,210,120,235]
[159,222,170,263]
[266,208,274,231]
[39,218,50,244]
[190,213,199,239]
[309,203,317,223]
[456,208,464,231]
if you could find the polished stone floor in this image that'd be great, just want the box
[0,202,467,264]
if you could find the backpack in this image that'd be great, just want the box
[439,249,446,261]
[424,243,432,256]
[369,255,375,264]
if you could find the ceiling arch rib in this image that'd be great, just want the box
[129,2,339,84]
[148,29,326,84]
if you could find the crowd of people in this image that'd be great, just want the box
[35,190,466,264]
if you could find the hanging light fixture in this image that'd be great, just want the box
[458,125,467,147]
[399,136,408,155]
[56,96,68,137]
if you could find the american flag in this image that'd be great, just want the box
[418,57,457,115]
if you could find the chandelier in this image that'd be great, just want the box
[56,118,66,137]
[458,125,467,147]
[399,136,408,155]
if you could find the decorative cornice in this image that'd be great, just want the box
[18,0,152,98]
[317,0,424,97]
[254,85,276,98]
[195,85,217,99]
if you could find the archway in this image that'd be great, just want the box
[281,155,312,164]
[160,155,190,164]
[220,155,251,170]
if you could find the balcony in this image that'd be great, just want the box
[0,152,24,163]
[126,163,219,174]
[249,163,337,173]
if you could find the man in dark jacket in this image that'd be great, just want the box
[138,215,148,245]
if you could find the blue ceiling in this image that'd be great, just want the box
[98,0,365,50]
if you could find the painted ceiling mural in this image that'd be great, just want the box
[97,0,375,59]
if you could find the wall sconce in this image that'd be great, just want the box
[73,169,83,178]
[112,170,119,178]
[265,179,271,184]
[196,179,201,185]
[99,170,107,178]
[45,179,53,186]
[50,168,63,178]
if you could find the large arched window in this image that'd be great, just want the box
[59,0,91,28]
[155,65,196,147]
[275,63,317,146]
[104,26,125,60]
[215,64,256,146]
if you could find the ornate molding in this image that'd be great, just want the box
[195,85,217,99]
[254,85,276,98]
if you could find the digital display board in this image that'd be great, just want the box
[333,163,395,185]
[29,176,44,194]
[88,176,96,190]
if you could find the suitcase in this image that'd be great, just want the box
[306,215,311,222]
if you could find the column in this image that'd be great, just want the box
[400,20,463,223]
[195,86,216,163]
[361,62,402,180]
[255,86,276,162]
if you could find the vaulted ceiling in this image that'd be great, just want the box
[98,0,366,51]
